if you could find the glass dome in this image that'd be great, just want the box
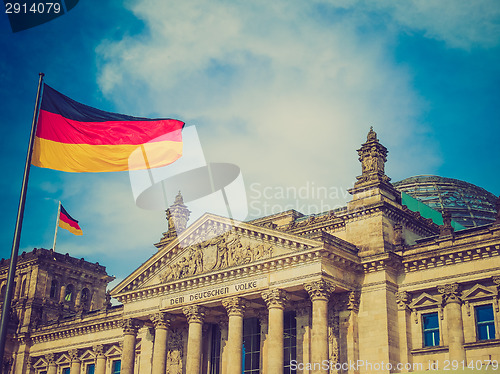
[393,175,497,228]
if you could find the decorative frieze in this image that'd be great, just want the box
[261,289,288,309]
[304,280,335,301]
[159,232,274,282]
[222,296,246,317]
[182,305,206,324]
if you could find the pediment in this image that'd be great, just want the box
[80,349,95,361]
[409,292,439,309]
[462,284,497,301]
[105,345,122,357]
[33,357,47,368]
[112,213,320,296]
[55,353,70,365]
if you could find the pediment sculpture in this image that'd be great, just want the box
[160,232,273,282]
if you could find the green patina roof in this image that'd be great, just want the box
[401,192,466,231]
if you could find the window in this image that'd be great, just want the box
[86,363,95,374]
[50,280,58,299]
[209,324,221,374]
[81,288,91,310]
[20,278,27,297]
[422,312,440,347]
[65,284,74,302]
[475,304,496,341]
[284,311,297,374]
[62,368,70,374]
[243,318,261,374]
[112,360,121,374]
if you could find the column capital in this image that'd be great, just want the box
[93,344,106,358]
[346,290,360,312]
[150,312,172,329]
[183,305,207,324]
[438,283,461,305]
[304,280,335,301]
[395,291,412,310]
[262,289,288,309]
[493,276,500,288]
[121,318,141,335]
[68,348,80,363]
[45,352,55,365]
[222,296,246,317]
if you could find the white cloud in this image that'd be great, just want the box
[95,0,448,219]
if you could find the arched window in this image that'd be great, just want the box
[81,288,91,309]
[65,284,74,302]
[50,280,58,299]
[20,278,27,298]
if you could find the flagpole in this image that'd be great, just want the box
[0,73,44,369]
[53,201,61,251]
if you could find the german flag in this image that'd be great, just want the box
[32,84,184,172]
[59,205,83,236]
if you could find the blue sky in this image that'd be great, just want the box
[1,0,499,287]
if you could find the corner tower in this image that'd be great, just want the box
[345,128,438,256]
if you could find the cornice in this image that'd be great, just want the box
[28,312,123,344]
[402,243,499,273]
[113,246,361,304]
[361,251,403,273]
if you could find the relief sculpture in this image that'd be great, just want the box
[166,329,183,374]
[160,231,273,282]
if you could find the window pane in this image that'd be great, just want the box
[87,363,95,374]
[422,312,440,347]
[423,313,438,329]
[112,360,121,374]
[476,304,494,322]
[475,304,496,341]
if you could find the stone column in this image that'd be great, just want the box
[304,280,335,374]
[121,318,140,374]
[396,291,412,370]
[438,283,465,362]
[26,357,35,374]
[45,353,57,374]
[262,289,288,374]
[59,284,66,303]
[69,349,81,374]
[183,305,207,374]
[150,312,172,374]
[93,345,106,374]
[222,297,246,374]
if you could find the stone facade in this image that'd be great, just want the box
[2,129,499,374]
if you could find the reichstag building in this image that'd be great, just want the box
[1,128,499,374]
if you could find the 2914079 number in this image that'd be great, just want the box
[5,2,61,14]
